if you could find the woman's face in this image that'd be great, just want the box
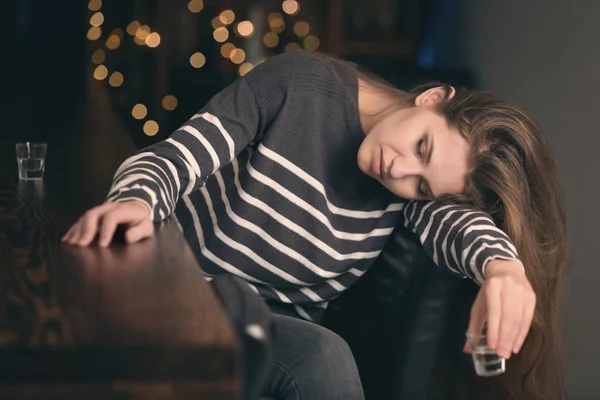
[357,87,470,200]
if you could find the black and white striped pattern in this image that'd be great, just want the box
[107,51,518,321]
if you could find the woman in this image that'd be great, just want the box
[63,51,568,399]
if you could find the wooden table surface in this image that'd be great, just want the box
[0,83,240,399]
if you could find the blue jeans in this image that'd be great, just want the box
[259,313,365,400]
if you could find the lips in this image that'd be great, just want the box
[379,150,385,179]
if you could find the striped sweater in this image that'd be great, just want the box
[107,51,518,321]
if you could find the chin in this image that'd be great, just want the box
[356,152,369,175]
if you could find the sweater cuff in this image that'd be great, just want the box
[106,187,154,220]
[480,255,524,284]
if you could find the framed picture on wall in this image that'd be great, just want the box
[327,0,419,56]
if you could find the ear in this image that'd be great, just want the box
[415,86,456,106]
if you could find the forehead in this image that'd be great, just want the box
[427,122,469,198]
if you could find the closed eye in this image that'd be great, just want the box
[417,178,427,198]
[416,137,424,158]
[416,137,428,198]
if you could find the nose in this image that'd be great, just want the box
[388,155,422,179]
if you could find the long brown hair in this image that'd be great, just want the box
[353,66,570,399]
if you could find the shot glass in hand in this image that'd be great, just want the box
[466,331,506,377]
[15,142,47,180]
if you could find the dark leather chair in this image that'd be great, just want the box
[322,224,482,400]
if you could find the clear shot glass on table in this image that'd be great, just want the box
[15,142,47,180]
[466,331,506,377]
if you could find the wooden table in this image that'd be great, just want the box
[0,95,240,399]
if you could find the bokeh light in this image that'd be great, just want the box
[268,12,284,22]
[213,27,229,42]
[144,120,159,136]
[230,48,246,64]
[162,95,178,111]
[285,42,301,52]
[263,32,279,48]
[126,21,141,35]
[87,26,102,41]
[304,35,320,51]
[135,25,151,41]
[145,32,161,47]
[219,10,235,25]
[188,0,204,13]
[236,21,254,37]
[221,43,236,58]
[212,17,225,29]
[111,28,124,39]
[108,72,124,87]
[132,104,148,120]
[269,13,285,34]
[190,52,206,68]
[91,49,105,64]
[282,0,300,15]
[106,34,121,50]
[239,63,254,76]
[294,21,310,37]
[88,0,102,11]
[90,12,104,27]
[93,65,108,80]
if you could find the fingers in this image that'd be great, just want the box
[484,279,502,353]
[98,206,153,247]
[78,203,116,246]
[97,206,135,247]
[467,289,487,337]
[61,224,78,244]
[496,284,523,359]
[513,291,536,354]
[62,201,152,247]
[465,291,487,353]
[98,207,154,246]
[468,267,536,360]
[124,219,154,244]
[484,275,535,359]
[62,203,114,245]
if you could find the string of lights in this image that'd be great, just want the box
[86,0,320,137]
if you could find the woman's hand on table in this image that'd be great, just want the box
[62,200,154,247]
[466,259,536,359]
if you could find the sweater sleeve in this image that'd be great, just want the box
[106,76,261,221]
[104,50,319,220]
[402,200,520,286]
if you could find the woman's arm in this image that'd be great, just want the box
[106,75,265,221]
[403,200,537,359]
[62,51,340,247]
[402,200,520,285]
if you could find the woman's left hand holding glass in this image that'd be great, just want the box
[466,259,536,359]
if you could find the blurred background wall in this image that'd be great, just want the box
[457,1,600,397]
[1,0,598,397]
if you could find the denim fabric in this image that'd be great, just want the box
[259,313,365,400]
